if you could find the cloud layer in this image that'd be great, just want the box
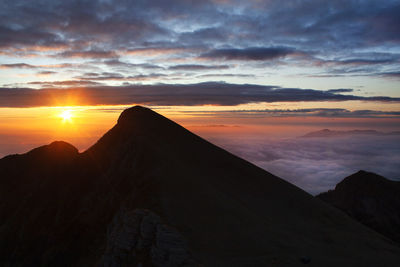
[1,82,399,108]
[211,134,400,194]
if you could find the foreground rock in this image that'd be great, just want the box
[102,209,198,267]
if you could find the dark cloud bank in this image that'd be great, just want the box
[1,82,399,108]
[200,47,298,61]
[1,0,399,51]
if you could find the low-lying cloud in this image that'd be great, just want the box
[211,134,400,194]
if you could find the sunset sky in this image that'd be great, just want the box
[1,0,399,193]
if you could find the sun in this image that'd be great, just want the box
[59,109,74,122]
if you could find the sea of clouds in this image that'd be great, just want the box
[208,134,400,195]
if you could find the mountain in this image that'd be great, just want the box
[317,170,400,244]
[301,128,400,138]
[1,106,400,266]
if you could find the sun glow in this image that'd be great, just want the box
[59,109,73,122]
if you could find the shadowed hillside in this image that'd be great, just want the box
[318,170,400,244]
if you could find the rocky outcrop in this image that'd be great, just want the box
[102,209,198,267]
[317,170,400,244]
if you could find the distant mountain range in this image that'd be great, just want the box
[302,128,400,138]
[318,170,400,244]
[0,106,399,266]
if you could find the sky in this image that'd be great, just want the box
[0,0,399,194]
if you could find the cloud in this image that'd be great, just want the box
[36,71,56,75]
[0,25,63,49]
[211,134,400,194]
[102,59,163,70]
[124,47,193,56]
[179,27,226,43]
[27,80,103,87]
[327,88,354,93]
[379,71,400,78]
[181,108,400,118]
[168,64,230,70]
[75,72,167,81]
[38,63,76,68]
[200,47,297,61]
[57,50,118,59]
[0,63,37,69]
[1,82,399,108]
[333,59,397,65]
[197,74,255,78]
[309,70,400,79]
[1,0,399,56]
[313,58,398,67]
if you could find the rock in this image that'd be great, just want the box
[317,170,400,244]
[101,209,198,267]
[300,256,311,264]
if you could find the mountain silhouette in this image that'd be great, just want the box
[1,106,400,266]
[318,170,400,244]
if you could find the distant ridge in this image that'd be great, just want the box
[0,106,399,266]
[301,128,400,138]
[318,170,400,244]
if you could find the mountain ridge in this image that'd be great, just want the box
[1,106,400,266]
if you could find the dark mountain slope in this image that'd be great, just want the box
[0,106,400,266]
[318,170,400,244]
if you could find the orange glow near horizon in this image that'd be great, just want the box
[0,106,120,156]
[0,103,400,158]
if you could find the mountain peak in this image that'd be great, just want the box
[110,105,189,139]
[28,141,78,156]
[317,170,400,244]
[318,170,399,200]
[10,141,80,164]
[115,105,178,133]
[354,169,369,175]
[87,105,188,157]
[48,140,78,150]
[336,170,387,189]
[117,105,157,124]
